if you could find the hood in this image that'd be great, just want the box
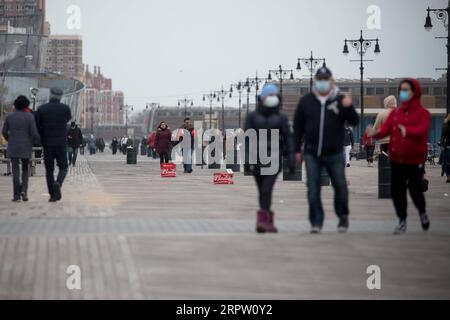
[257,94,282,115]
[400,78,423,110]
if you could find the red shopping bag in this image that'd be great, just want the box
[161,163,176,178]
[214,172,234,185]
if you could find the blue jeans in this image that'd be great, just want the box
[304,152,349,227]
[67,147,78,165]
[44,146,69,196]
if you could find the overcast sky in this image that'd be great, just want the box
[47,0,447,110]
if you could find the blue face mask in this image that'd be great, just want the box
[315,80,331,94]
[399,90,411,102]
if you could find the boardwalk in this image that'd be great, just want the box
[0,153,449,299]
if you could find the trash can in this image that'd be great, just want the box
[283,157,302,181]
[126,146,137,165]
[378,152,391,199]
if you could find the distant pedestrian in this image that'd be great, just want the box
[343,124,354,167]
[373,95,397,153]
[67,121,83,166]
[140,136,148,156]
[35,88,72,202]
[155,122,172,165]
[147,131,157,158]
[370,78,431,234]
[88,134,96,155]
[178,118,196,174]
[111,137,119,155]
[440,114,450,183]
[2,96,40,202]
[293,66,359,234]
[362,125,375,167]
[245,84,295,234]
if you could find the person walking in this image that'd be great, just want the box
[362,125,376,167]
[111,137,119,155]
[343,124,354,167]
[293,66,359,234]
[178,118,196,174]
[88,134,96,155]
[67,121,83,167]
[370,79,431,234]
[147,131,157,158]
[2,96,40,202]
[440,114,450,183]
[373,95,397,153]
[35,88,72,202]
[155,121,172,165]
[244,84,295,234]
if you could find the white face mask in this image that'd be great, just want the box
[263,96,280,108]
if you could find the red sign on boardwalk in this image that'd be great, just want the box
[214,172,234,185]
[161,163,176,178]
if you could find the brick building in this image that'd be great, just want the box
[45,34,83,80]
[81,65,124,132]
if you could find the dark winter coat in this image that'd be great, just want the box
[293,87,359,157]
[67,125,83,149]
[2,110,40,159]
[35,99,72,147]
[244,96,295,174]
[156,128,172,154]
[343,128,354,147]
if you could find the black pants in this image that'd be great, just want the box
[159,152,169,164]
[254,174,279,211]
[11,158,29,199]
[43,146,69,196]
[366,146,375,163]
[391,161,426,221]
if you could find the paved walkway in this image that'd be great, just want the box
[0,153,449,299]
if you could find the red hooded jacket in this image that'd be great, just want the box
[374,78,430,165]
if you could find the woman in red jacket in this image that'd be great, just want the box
[372,78,430,234]
[155,121,172,165]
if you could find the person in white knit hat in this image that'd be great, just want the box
[373,95,397,153]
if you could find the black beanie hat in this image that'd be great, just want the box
[14,95,30,110]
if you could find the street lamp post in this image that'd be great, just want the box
[342,30,381,139]
[120,104,133,136]
[245,72,266,116]
[216,86,231,134]
[178,97,194,118]
[89,106,95,135]
[30,87,39,112]
[425,0,450,115]
[230,81,245,128]
[203,92,217,129]
[268,65,294,102]
[296,51,327,90]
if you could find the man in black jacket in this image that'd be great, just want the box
[35,88,72,202]
[67,121,83,166]
[293,66,359,234]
